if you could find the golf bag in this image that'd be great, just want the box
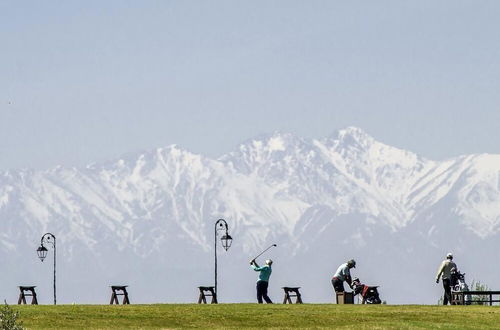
[351,278,382,304]
[451,268,471,305]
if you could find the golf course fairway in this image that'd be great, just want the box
[12,303,500,329]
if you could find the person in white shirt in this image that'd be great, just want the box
[436,253,457,305]
[332,259,356,292]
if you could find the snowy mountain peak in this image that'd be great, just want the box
[237,131,307,152]
[336,126,374,144]
[1,127,500,304]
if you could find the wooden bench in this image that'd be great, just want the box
[110,286,130,304]
[18,286,38,305]
[198,286,217,304]
[451,291,500,306]
[282,287,303,304]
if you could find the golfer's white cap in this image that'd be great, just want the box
[265,259,273,265]
[447,253,453,259]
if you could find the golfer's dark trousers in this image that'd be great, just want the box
[443,278,452,305]
[332,277,344,293]
[256,280,273,304]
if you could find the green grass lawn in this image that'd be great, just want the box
[13,304,500,329]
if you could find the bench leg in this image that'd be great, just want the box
[32,293,38,305]
[110,293,117,304]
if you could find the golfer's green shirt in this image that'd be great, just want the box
[252,264,272,282]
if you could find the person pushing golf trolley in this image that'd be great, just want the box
[435,252,457,305]
[249,244,276,304]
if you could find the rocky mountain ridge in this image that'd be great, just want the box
[1,127,499,304]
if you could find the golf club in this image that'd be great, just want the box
[252,244,277,261]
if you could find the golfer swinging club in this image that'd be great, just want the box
[250,258,273,304]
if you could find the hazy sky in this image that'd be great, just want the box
[1,0,500,170]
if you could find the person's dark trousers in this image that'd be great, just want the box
[331,277,344,293]
[256,280,273,304]
[443,278,452,305]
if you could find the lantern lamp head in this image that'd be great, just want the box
[221,234,233,251]
[37,245,48,262]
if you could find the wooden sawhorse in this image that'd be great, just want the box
[282,287,303,304]
[197,286,218,304]
[110,285,130,304]
[18,286,38,305]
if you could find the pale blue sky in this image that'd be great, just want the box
[1,0,500,170]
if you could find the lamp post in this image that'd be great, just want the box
[214,219,232,300]
[36,233,56,305]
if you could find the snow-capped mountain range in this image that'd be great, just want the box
[1,127,499,304]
